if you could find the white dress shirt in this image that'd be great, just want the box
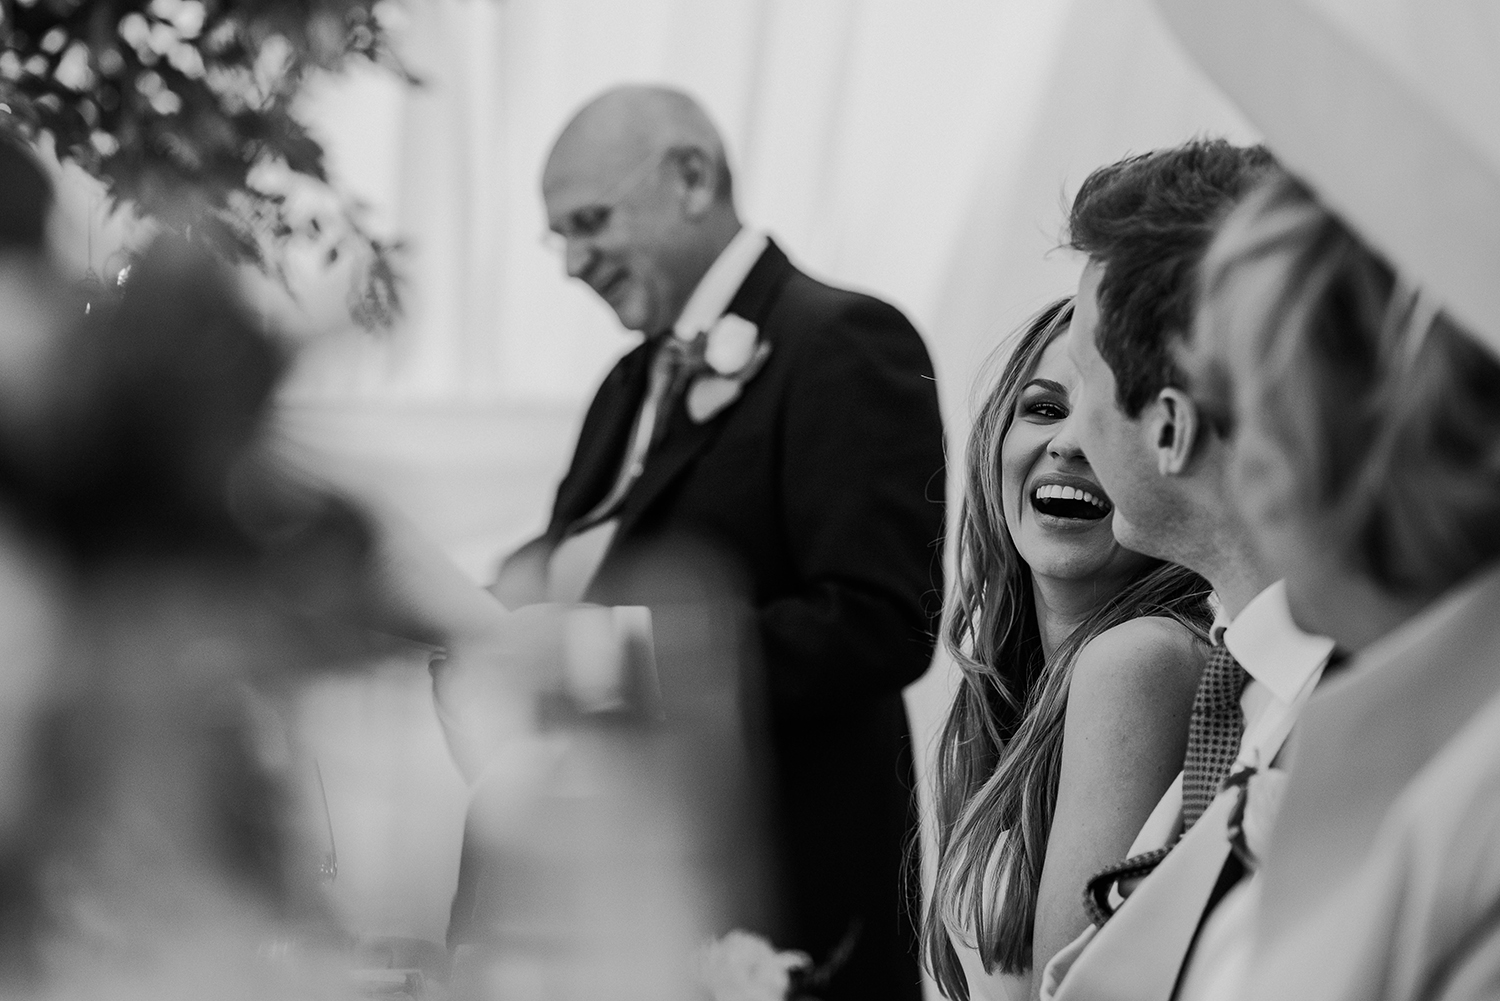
[546,227,768,604]
[1172,581,1334,1001]
[670,226,768,342]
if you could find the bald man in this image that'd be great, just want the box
[457,86,944,999]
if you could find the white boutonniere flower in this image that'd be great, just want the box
[700,930,810,1001]
[1225,764,1289,869]
[686,313,772,423]
[704,314,760,375]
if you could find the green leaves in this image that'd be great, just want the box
[0,0,412,329]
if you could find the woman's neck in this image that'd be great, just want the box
[1030,573,1117,660]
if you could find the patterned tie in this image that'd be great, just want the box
[649,332,706,448]
[569,333,705,535]
[1080,643,1252,926]
[1181,641,1250,832]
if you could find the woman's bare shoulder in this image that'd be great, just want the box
[1069,615,1206,704]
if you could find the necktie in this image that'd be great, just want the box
[1181,642,1250,833]
[648,332,706,449]
[1063,694,1252,998]
[1082,644,1250,922]
[572,333,704,534]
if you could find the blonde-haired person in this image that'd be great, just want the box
[1179,167,1500,1001]
[925,299,1212,1001]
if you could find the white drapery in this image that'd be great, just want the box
[1156,0,1500,355]
[281,0,1256,411]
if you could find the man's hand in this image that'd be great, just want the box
[430,603,655,782]
[430,603,570,782]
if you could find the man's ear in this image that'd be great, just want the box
[668,146,717,217]
[1150,387,1201,476]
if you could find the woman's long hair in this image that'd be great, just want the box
[924,299,1212,998]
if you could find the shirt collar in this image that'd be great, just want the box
[1222,580,1336,705]
[671,226,768,341]
[1208,592,1230,644]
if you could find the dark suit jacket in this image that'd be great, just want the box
[459,240,944,1000]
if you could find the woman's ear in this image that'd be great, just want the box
[1150,387,1200,476]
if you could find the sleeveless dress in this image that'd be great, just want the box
[943,834,1032,1001]
[949,930,1031,1001]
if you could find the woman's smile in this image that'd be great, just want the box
[1000,332,1146,583]
[1028,472,1114,527]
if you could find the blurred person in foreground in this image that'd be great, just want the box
[449,84,946,998]
[0,132,85,986]
[923,299,1211,1001]
[0,136,515,998]
[0,232,366,997]
[1184,169,1500,1001]
[1038,140,1341,1001]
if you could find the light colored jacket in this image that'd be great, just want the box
[1243,562,1500,1001]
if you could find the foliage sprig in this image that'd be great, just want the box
[0,0,411,328]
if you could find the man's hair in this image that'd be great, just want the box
[1068,139,1276,417]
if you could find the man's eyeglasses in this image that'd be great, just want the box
[542,151,666,255]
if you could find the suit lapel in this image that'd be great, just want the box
[612,240,796,541]
[724,238,794,327]
[550,339,655,536]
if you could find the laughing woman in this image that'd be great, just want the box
[925,299,1213,1001]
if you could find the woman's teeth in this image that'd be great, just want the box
[1032,483,1112,519]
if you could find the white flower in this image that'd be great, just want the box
[687,325,772,423]
[700,930,809,1001]
[705,314,760,376]
[1239,766,1288,861]
[687,375,743,423]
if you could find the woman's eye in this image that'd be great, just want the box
[1024,399,1067,420]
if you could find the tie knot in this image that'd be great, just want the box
[661,332,707,374]
[1203,642,1249,710]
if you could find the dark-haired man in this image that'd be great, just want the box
[1040,141,1335,1001]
